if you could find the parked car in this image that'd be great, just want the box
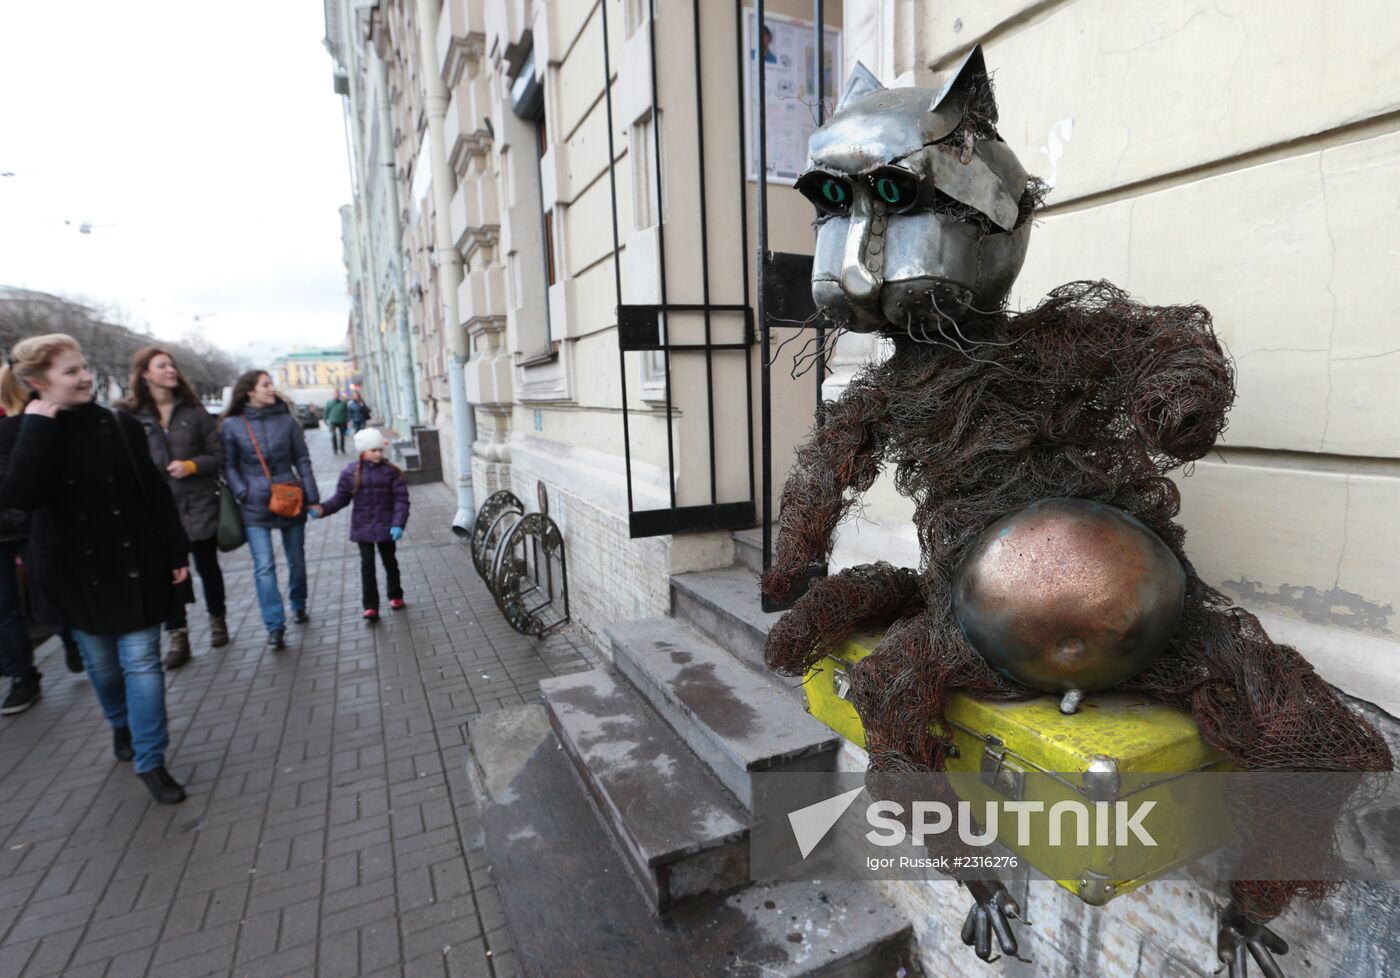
[292,402,320,429]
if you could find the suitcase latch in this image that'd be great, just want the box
[831,663,852,701]
[979,735,1026,800]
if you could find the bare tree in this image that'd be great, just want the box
[0,288,240,401]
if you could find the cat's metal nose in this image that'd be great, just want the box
[840,194,885,307]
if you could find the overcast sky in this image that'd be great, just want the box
[0,1,353,364]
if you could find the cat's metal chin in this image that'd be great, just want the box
[813,275,978,334]
[881,278,976,326]
[812,277,887,332]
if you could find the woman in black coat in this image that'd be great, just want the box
[122,347,228,668]
[0,334,190,804]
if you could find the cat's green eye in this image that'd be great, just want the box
[869,168,919,212]
[796,170,852,216]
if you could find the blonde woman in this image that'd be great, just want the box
[0,335,191,804]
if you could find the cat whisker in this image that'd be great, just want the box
[922,294,1013,372]
[790,324,849,380]
[766,325,807,369]
[767,311,823,328]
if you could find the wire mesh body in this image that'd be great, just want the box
[760,280,1393,922]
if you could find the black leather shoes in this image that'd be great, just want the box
[267,628,286,650]
[293,608,309,624]
[113,726,134,762]
[1,674,40,716]
[137,766,187,805]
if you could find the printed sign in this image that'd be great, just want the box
[744,10,842,184]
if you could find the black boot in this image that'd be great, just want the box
[61,632,84,673]
[267,628,286,651]
[164,628,191,670]
[1,673,41,716]
[137,766,187,805]
[113,726,134,762]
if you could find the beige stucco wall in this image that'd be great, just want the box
[830,0,1400,716]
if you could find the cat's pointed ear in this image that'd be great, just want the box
[930,44,996,125]
[836,61,884,111]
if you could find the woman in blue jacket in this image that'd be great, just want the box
[220,370,319,650]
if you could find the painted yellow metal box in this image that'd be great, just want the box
[804,630,1235,905]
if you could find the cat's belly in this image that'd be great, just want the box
[949,498,1186,698]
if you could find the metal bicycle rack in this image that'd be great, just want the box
[469,489,570,637]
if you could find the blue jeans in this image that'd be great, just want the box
[245,523,307,633]
[70,626,167,773]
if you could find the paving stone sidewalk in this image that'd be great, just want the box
[0,432,598,978]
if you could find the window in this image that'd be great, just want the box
[543,208,557,287]
[625,0,648,38]
[509,43,556,363]
[630,109,664,230]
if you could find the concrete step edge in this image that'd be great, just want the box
[540,669,750,910]
[608,617,838,788]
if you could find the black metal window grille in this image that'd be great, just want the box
[603,0,758,540]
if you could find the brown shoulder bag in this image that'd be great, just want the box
[244,417,304,518]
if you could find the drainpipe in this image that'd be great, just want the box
[375,54,421,430]
[415,0,476,532]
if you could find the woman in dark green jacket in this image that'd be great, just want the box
[121,347,229,668]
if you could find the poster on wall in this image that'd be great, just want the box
[743,10,842,184]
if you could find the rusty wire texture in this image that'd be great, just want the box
[760,280,1393,922]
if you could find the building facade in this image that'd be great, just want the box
[271,347,354,402]
[326,0,426,441]
[327,1,1400,974]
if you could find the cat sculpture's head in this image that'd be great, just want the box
[798,46,1041,333]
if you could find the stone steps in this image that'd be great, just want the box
[393,426,443,485]
[671,565,785,674]
[539,668,750,913]
[608,616,840,812]
[470,703,922,978]
[733,526,766,575]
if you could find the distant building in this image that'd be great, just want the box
[271,348,353,401]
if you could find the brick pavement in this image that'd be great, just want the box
[0,431,599,978]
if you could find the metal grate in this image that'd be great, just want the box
[603,0,758,540]
[470,490,569,636]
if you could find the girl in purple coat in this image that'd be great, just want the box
[310,429,410,622]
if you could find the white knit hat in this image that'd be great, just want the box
[354,428,387,452]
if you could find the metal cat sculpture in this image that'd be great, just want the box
[760,47,1392,976]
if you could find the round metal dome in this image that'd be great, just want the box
[952,498,1185,711]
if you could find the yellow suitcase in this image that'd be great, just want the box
[804,630,1235,905]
